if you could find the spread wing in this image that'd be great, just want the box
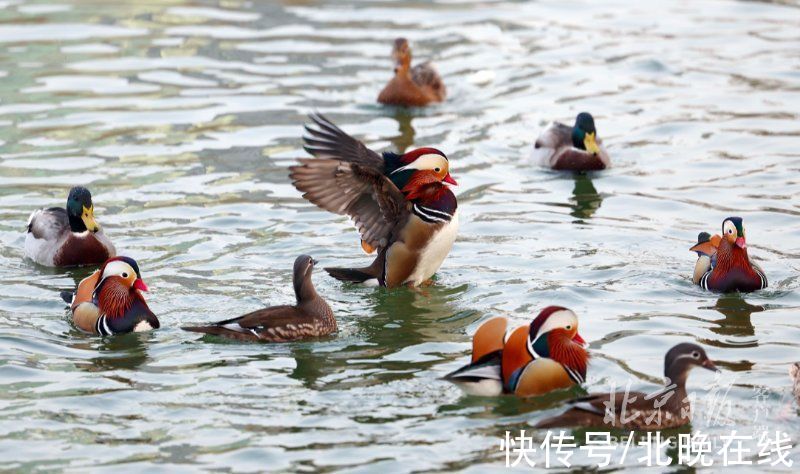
[302,113,384,168]
[290,114,409,249]
[28,207,68,240]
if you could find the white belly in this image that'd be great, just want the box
[404,210,459,286]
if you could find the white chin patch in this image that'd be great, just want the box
[133,321,154,332]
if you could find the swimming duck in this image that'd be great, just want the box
[61,256,159,335]
[25,186,115,267]
[443,306,588,397]
[377,38,446,107]
[532,112,611,171]
[691,217,767,292]
[182,255,335,342]
[535,343,717,430]
[290,113,458,288]
[790,363,800,405]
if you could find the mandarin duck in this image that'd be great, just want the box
[690,217,767,292]
[25,186,115,267]
[290,114,458,288]
[532,112,611,171]
[182,255,335,342]
[791,363,800,405]
[444,306,588,397]
[61,256,159,335]
[536,343,718,430]
[377,38,446,107]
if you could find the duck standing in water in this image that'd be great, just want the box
[532,112,611,171]
[443,306,588,397]
[62,256,159,335]
[290,114,458,288]
[25,186,115,267]
[691,217,767,292]
[182,255,335,342]
[378,38,446,107]
[536,343,718,430]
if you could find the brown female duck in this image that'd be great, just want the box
[182,255,335,342]
[536,343,717,430]
[378,38,446,107]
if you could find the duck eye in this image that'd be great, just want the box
[565,325,572,330]
[434,167,441,172]
[692,351,700,359]
[121,272,128,278]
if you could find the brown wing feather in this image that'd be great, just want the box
[184,306,328,342]
[302,113,384,169]
[290,116,409,249]
[411,62,446,99]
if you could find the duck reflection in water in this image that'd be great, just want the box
[70,332,151,372]
[387,108,416,154]
[287,284,471,390]
[705,293,763,339]
[569,172,603,220]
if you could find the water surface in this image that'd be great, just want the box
[1,0,799,471]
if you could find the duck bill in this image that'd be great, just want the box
[702,359,719,372]
[583,133,600,156]
[735,237,746,249]
[443,173,458,186]
[134,279,149,292]
[572,332,586,347]
[81,206,100,233]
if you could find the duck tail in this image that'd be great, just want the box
[60,290,74,304]
[324,254,383,284]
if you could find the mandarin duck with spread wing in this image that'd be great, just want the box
[290,113,458,288]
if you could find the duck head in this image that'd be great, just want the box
[664,342,718,386]
[66,186,100,233]
[391,37,412,73]
[389,147,457,199]
[92,256,149,318]
[722,217,747,250]
[293,254,320,303]
[571,112,601,156]
[501,306,588,390]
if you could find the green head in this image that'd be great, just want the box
[571,112,600,155]
[66,186,100,233]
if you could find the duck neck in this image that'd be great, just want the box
[715,238,753,274]
[96,278,136,318]
[295,275,319,306]
[68,212,88,233]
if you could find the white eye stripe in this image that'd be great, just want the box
[392,153,448,173]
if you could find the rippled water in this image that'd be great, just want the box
[1,0,799,471]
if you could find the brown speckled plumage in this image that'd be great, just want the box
[182,255,335,342]
[536,343,717,430]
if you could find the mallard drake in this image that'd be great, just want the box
[377,38,446,107]
[535,343,718,430]
[690,217,767,292]
[443,306,588,397]
[532,112,611,171]
[25,186,115,267]
[182,255,335,342]
[61,256,159,335]
[290,113,458,288]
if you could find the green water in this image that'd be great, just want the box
[0,0,799,472]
